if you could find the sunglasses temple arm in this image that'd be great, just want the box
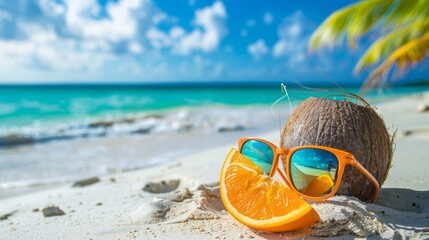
[276,167,292,188]
[353,160,380,203]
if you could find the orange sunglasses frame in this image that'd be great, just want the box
[238,137,380,203]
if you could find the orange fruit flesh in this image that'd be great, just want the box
[220,148,320,232]
[301,173,335,197]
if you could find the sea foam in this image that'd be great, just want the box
[0,107,254,147]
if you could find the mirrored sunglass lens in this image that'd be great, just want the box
[290,148,338,197]
[241,140,274,174]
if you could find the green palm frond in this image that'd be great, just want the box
[385,0,429,28]
[355,19,429,72]
[309,0,429,90]
[309,0,394,50]
[364,33,429,88]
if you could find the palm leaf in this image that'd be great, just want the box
[385,0,429,29]
[309,0,429,90]
[364,32,429,88]
[309,0,394,50]
[355,19,429,72]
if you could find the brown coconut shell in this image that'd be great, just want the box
[280,97,393,202]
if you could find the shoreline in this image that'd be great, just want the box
[0,104,278,147]
[0,106,282,197]
[0,92,428,239]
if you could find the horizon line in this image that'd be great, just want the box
[0,79,427,88]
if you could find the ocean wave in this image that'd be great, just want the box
[0,107,251,147]
[0,103,18,115]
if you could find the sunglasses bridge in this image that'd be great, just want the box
[277,149,289,155]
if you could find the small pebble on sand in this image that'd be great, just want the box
[42,206,65,217]
[72,177,100,187]
[0,210,17,221]
[416,103,429,113]
[142,179,180,194]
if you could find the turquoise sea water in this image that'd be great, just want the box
[1,84,428,129]
[0,85,285,128]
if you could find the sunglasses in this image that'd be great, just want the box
[238,137,379,203]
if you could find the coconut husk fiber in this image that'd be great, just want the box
[280,97,394,202]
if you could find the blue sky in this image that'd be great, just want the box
[0,0,427,85]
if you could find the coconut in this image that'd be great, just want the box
[280,97,393,202]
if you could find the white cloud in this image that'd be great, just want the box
[146,26,186,49]
[263,12,273,25]
[38,0,65,17]
[0,23,117,73]
[272,11,309,67]
[269,11,336,72]
[172,1,227,55]
[146,27,171,49]
[272,41,286,57]
[0,33,113,75]
[248,39,269,59]
[64,0,144,42]
[128,41,144,54]
[144,1,227,55]
[0,0,229,82]
[0,0,165,80]
[279,22,301,39]
[170,27,185,39]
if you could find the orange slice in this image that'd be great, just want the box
[220,148,320,232]
[301,173,334,197]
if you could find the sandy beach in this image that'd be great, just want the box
[1,92,429,240]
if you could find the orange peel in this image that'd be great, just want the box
[220,148,320,232]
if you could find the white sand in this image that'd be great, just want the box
[1,93,429,239]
